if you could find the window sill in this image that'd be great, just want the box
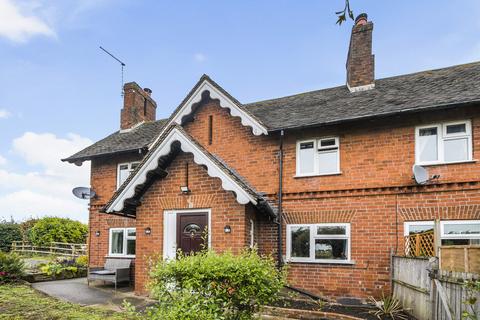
[105,255,135,259]
[417,159,477,167]
[286,259,355,265]
[294,172,342,178]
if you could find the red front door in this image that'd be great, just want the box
[176,212,208,255]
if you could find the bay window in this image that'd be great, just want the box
[296,137,340,176]
[286,223,351,263]
[109,228,136,257]
[415,120,472,165]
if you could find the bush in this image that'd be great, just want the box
[0,252,25,283]
[0,221,22,252]
[29,217,88,246]
[75,255,88,268]
[20,218,39,242]
[148,248,286,320]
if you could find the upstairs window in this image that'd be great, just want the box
[415,121,472,165]
[296,137,340,176]
[117,162,140,189]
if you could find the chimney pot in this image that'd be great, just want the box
[355,13,368,26]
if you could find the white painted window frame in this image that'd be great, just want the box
[295,137,341,177]
[249,219,255,248]
[163,209,212,260]
[415,120,472,166]
[440,220,480,240]
[286,223,351,264]
[117,161,140,189]
[403,221,434,236]
[108,227,136,257]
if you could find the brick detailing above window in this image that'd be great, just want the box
[105,218,136,228]
[156,194,217,210]
[399,205,480,221]
[283,209,357,224]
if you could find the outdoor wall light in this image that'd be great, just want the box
[224,225,232,233]
[144,227,152,235]
[180,186,190,194]
[95,231,101,237]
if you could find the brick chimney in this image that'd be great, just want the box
[120,82,157,130]
[346,13,375,92]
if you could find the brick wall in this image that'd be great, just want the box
[87,97,480,299]
[133,152,252,293]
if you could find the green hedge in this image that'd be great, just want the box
[0,221,22,252]
[29,217,88,246]
[148,249,286,319]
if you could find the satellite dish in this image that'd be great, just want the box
[412,165,429,184]
[72,187,96,200]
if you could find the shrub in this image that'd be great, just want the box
[0,252,25,283]
[148,248,286,320]
[40,257,79,277]
[0,221,22,252]
[19,218,39,242]
[75,255,88,268]
[29,217,88,246]
[369,294,408,320]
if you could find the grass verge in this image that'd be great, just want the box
[0,283,136,320]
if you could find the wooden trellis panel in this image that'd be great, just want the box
[405,230,435,257]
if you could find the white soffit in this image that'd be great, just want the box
[107,127,257,213]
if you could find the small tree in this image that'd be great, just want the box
[148,249,286,320]
[29,217,88,246]
[0,220,22,252]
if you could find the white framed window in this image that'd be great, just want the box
[296,137,340,176]
[415,120,472,165]
[286,223,351,264]
[117,162,140,189]
[109,228,136,257]
[440,220,480,245]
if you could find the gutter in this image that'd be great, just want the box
[277,129,284,267]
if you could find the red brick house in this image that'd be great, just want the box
[63,15,480,300]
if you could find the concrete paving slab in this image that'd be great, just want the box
[32,277,153,311]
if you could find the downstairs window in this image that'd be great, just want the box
[109,228,136,257]
[286,223,351,263]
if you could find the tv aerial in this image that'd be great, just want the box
[99,46,126,97]
[412,165,440,185]
[72,187,96,200]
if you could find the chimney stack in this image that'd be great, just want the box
[120,82,157,130]
[346,13,375,92]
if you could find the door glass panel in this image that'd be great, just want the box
[183,223,201,234]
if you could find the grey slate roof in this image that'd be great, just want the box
[245,61,480,130]
[64,61,480,162]
[62,119,168,163]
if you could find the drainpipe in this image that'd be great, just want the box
[277,129,285,267]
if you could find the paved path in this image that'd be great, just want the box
[32,277,153,311]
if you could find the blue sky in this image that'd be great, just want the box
[0,0,479,222]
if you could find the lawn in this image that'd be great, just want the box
[0,284,136,320]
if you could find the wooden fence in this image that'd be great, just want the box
[392,256,480,320]
[11,241,87,257]
[440,245,480,273]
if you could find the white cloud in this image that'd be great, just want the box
[194,53,207,62]
[0,109,11,119]
[0,155,6,166]
[0,0,55,43]
[0,132,92,222]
